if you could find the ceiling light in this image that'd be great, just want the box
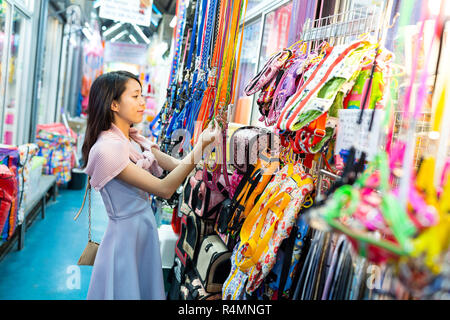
[169,16,177,28]
[103,22,123,37]
[132,24,150,44]
[82,27,93,41]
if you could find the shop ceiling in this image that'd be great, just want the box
[50,0,176,44]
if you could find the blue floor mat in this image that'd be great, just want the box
[0,187,108,300]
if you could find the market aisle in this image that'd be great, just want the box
[0,186,108,300]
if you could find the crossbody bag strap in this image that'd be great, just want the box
[73,177,90,221]
[73,177,92,242]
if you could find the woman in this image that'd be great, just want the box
[82,71,220,300]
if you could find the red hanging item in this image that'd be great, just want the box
[171,205,182,235]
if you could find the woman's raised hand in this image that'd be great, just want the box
[198,119,221,147]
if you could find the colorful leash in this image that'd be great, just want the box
[202,0,248,192]
[165,0,201,140]
[183,0,215,136]
[184,0,220,138]
[191,0,228,145]
[158,0,189,150]
[167,0,188,85]
[213,0,246,118]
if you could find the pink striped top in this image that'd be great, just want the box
[84,123,163,191]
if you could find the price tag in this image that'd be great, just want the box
[335,109,384,161]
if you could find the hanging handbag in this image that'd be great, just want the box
[175,214,188,267]
[74,177,99,266]
[195,234,232,293]
[223,163,314,298]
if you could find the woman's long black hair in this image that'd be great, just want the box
[82,71,142,167]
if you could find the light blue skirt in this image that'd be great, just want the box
[87,178,166,300]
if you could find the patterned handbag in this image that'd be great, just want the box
[181,209,215,263]
[263,213,311,300]
[227,153,280,239]
[256,68,286,107]
[180,267,222,300]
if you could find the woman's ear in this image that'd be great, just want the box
[111,100,119,112]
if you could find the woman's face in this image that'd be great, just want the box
[112,79,146,125]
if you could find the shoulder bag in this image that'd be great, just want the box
[74,177,99,266]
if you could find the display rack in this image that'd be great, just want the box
[301,5,382,48]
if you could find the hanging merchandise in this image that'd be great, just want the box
[192,0,248,144]
[0,146,20,241]
[302,0,450,300]
[36,124,77,185]
[162,0,450,301]
[0,165,17,239]
[158,0,189,153]
[222,162,314,299]
[80,29,104,116]
[16,143,41,224]
[164,0,203,143]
